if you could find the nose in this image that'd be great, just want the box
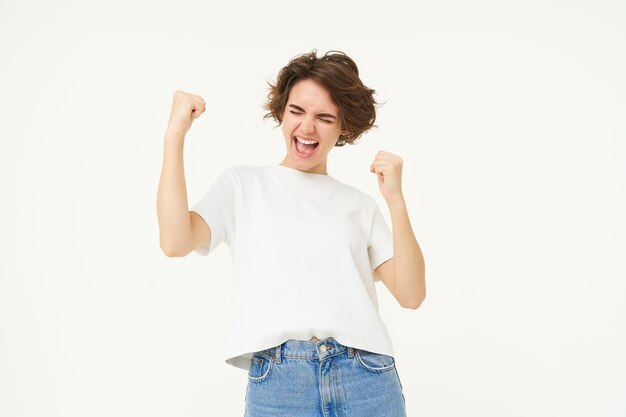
[300,117,315,135]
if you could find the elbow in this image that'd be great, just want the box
[403,301,421,310]
[161,245,177,257]
[160,241,187,258]
[403,293,426,310]
[403,273,426,309]
[163,249,178,258]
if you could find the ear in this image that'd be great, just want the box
[340,128,350,136]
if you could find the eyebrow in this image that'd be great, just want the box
[288,104,337,119]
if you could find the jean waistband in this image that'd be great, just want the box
[261,337,357,364]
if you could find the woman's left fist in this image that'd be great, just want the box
[370,150,404,203]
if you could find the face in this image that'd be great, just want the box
[279,78,349,175]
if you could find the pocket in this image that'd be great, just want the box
[247,351,275,382]
[354,349,396,373]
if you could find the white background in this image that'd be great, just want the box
[1,0,624,416]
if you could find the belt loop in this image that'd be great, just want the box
[274,343,282,364]
[348,346,356,358]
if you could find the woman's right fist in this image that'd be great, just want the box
[166,90,206,136]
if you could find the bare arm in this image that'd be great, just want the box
[156,91,207,257]
[370,150,426,309]
[157,130,193,256]
[386,198,426,308]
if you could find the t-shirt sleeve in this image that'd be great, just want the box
[189,167,238,256]
[368,199,394,279]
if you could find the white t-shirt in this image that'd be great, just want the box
[190,164,395,371]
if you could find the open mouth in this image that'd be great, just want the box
[292,136,319,157]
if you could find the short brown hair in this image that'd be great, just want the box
[263,50,378,146]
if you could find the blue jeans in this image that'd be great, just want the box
[244,337,407,417]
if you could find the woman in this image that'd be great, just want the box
[157,50,426,417]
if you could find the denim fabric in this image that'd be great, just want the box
[244,337,407,417]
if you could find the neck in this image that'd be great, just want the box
[279,155,328,175]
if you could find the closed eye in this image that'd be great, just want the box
[290,111,332,123]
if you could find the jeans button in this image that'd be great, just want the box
[319,344,328,353]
